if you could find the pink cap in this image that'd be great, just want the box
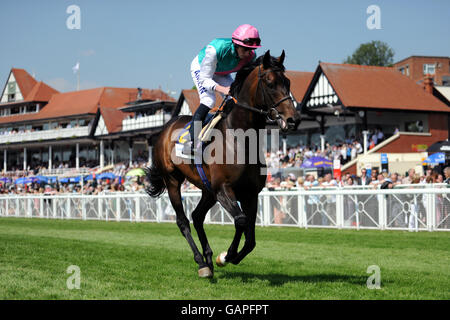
[232,24,261,49]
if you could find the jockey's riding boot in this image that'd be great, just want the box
[182,104,210,156]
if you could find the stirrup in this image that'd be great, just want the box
[182,141,196,156]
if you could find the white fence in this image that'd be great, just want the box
[1,187,450,231]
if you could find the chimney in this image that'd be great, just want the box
[423,74,434,94]
[137,87,142,101]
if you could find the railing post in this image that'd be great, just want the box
[52,198,57,218]
[297,192,304,228]
[156,198,162,223]
[135,195,140,222]
[428,192,435,231]
[40,197,43,217]
[98,196,103,221]
[263,194,271,226]
[27,197,32,218]
[378,194,385,230]
[82,197,86,221]
[336,193,344,229]
[67,197,71,219]
[116,196,121,222]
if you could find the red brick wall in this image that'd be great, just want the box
[394,56,450,85]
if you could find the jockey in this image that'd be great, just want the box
[183,24,261,156]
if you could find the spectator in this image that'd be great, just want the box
[402,168,416,184]
[444,167,450,184]
[358,168,371,186]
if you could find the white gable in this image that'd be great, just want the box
[95,115,109,136]
[1,72,23,103]
[306,73,339,108]
[179,100,192,116]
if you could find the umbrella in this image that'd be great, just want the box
[97,172,117,180]
[15,177,38,185]
[427,140,450,153]
[423,152,445,165]
[60,176,81,183]
[84,174,94,181]
[34,175,49,183]
[46,176,58,184]
[300,157,333,168]
[126,168,146,177]
[0,177,11,184]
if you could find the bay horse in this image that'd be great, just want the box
[145,50,300,278]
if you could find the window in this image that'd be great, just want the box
[8,94,15,102]
[398,67,405,75]
[406,65,409,76]
[26,105,38,113]
[8,82,16,94]
[423,63,436,75]
[405,120,424,133]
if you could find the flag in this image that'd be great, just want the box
[72,62,80,74]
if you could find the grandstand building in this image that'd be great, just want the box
[173,63,450,175]
[2,61,449,178]
[0,68,175,175]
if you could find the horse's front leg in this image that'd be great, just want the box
[215,184,249,265]
[227,194,257,265]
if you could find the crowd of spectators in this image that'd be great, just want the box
[266,166,449,192]
[0,160,149,195]
[1,125,448,195]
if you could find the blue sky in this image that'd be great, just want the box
[1,0,449,97]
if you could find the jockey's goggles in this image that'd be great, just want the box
[233,37,261,46]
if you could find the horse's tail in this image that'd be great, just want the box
[144,162,166,198]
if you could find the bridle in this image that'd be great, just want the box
[232,64,293,123]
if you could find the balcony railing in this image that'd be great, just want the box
[122,113,171,131]
[0,126,90,144]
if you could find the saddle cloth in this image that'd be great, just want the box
[175,112,223,159]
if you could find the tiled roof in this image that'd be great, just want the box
[99,106,131,133]
[25,81,59,102]
[285,70,314,102]
[0,87,175,125]
[2,68,59,104]
[12,68,38,99]
[320,62,450,112]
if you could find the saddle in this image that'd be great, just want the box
[175,98,234,159]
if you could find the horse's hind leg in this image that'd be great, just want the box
[192,192,216,272]
[165,177,212,278]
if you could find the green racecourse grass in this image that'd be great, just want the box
[0,217,449,300]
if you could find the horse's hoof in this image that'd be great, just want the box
[198,266,213,278]
[216,252,228,267]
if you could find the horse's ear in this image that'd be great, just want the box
[263,50,271,69]
[278,50,285,65]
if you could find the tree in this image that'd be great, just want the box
[344,41,395,67]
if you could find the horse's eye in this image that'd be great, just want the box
[265,74,275,88]
[266,80,275,88]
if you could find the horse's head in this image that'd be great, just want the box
[254,50,301,132]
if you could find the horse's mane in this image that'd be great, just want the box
[230,53,286,96]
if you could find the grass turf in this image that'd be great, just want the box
[0,217,449,299]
